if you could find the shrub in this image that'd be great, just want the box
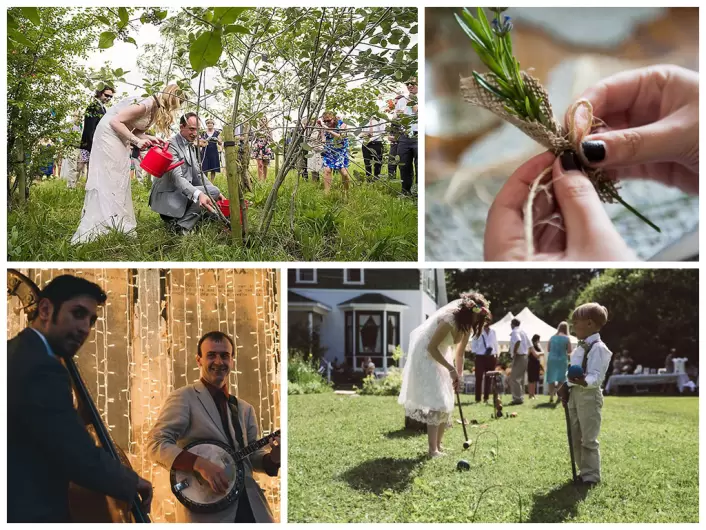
[357,366,403,396]
[288,352,332,395]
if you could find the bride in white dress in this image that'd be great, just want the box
[398,292,491,457]
[71,84,183,244]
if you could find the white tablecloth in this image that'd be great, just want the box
[605,373,692,394]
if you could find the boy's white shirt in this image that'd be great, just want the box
[568,332,613,389]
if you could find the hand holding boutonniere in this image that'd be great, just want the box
[456,8,660,258]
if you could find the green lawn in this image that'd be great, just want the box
[7,159,417,261]
[288,393,699,523]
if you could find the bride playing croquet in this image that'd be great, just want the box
[398,292,491,457]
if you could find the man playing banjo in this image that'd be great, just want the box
[146,331,280,523]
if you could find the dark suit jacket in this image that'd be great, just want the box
[7,328,138,522]
[79,99,106,152]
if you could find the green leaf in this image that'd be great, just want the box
[98,31,117,49]
[213,7,247,26]
[8,28,34,49]
[96,14,111,25]
[409,25,418,35]
[156,9,168,20]
[460,9,491,50]
[224,24,249,35]
[476,7,496,48]
[118,7,129,28]
[125,37,137,47]
[189,29,223,72]
[455,13,490,54]
[472,72,508,101]
[21,7,40,26]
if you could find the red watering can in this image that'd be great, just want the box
[139,141,185,178]
[217,199,250,225]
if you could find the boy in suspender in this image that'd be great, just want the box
[566,303,613,486]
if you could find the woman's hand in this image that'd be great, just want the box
[144,135,164,148]
[449,367,460,391]
[134,138,153,150]
[484,151,637,261]
[575,64,698,195]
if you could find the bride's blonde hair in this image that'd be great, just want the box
[153,83,183,135]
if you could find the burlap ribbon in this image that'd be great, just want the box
[460,71,619,204]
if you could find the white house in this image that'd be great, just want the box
[288,268,447,371]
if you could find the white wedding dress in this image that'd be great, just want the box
[398,300,463,425]
[71,97,156,244]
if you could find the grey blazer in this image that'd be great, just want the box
[146,381,275,523]
[148,133,220,219]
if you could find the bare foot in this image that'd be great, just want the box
[428,451,447,458]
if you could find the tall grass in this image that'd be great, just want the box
[8,159,417,261]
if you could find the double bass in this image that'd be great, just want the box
[7,269,151,523]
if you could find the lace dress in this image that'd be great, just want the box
[398,301,462,426]
[71,97,156,244]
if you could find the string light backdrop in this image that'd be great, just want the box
[7,268,281,522]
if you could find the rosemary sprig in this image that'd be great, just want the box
[455,7,555,131]
[456,7,661,234]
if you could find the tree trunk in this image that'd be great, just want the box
[239,123,252,193]
[222,127,243,246]
[16,137,27,204]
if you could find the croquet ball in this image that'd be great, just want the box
[463,441,471,449]
[568,364,584,378]
[457,459,471,471]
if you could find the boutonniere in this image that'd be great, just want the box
[456,8,660,256]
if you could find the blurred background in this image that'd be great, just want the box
[425,7,699,261]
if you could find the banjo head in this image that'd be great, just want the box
[170,440,245,514]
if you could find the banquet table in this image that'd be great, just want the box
[605,373,692,394]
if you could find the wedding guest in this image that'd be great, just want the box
[546,321,571,404]
[79,85,114,173]
[319,111,351,194]
[395,78,418,195]
[528,334,543,399]
[361,117,385,180]
[509,318,533,405]
[470,321,498,403]
[200,118,222,180]
[252,117,274,181]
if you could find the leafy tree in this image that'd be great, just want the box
[575,269,699,368]
[446,269,599,326]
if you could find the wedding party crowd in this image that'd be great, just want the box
[37,78,418,245]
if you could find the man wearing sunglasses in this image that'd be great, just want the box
[395,78,418,196]
[79,85,115,174]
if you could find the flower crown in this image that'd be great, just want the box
[460,296,491,316]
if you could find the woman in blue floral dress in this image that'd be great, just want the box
[319,111,351,193]
[252,117,273,181]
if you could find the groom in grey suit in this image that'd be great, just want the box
[149,113,225,232]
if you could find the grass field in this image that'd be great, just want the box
[288,393,699,523]
[7,160,417,261]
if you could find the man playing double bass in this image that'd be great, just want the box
[147,331,280,523]
[7,275,153,523]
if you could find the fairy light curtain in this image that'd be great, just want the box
[6,268,281,523]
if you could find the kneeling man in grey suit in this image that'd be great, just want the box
[149,112,226,232]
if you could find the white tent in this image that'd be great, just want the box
[491,307,577,351]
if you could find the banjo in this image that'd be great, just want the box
[170,430,280,514]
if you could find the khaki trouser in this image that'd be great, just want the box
[568,386,603,482]
[510,354,528,403]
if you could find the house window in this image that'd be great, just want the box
[343,269,364,285]
[386,312,400,366]
[296,269,317,284]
